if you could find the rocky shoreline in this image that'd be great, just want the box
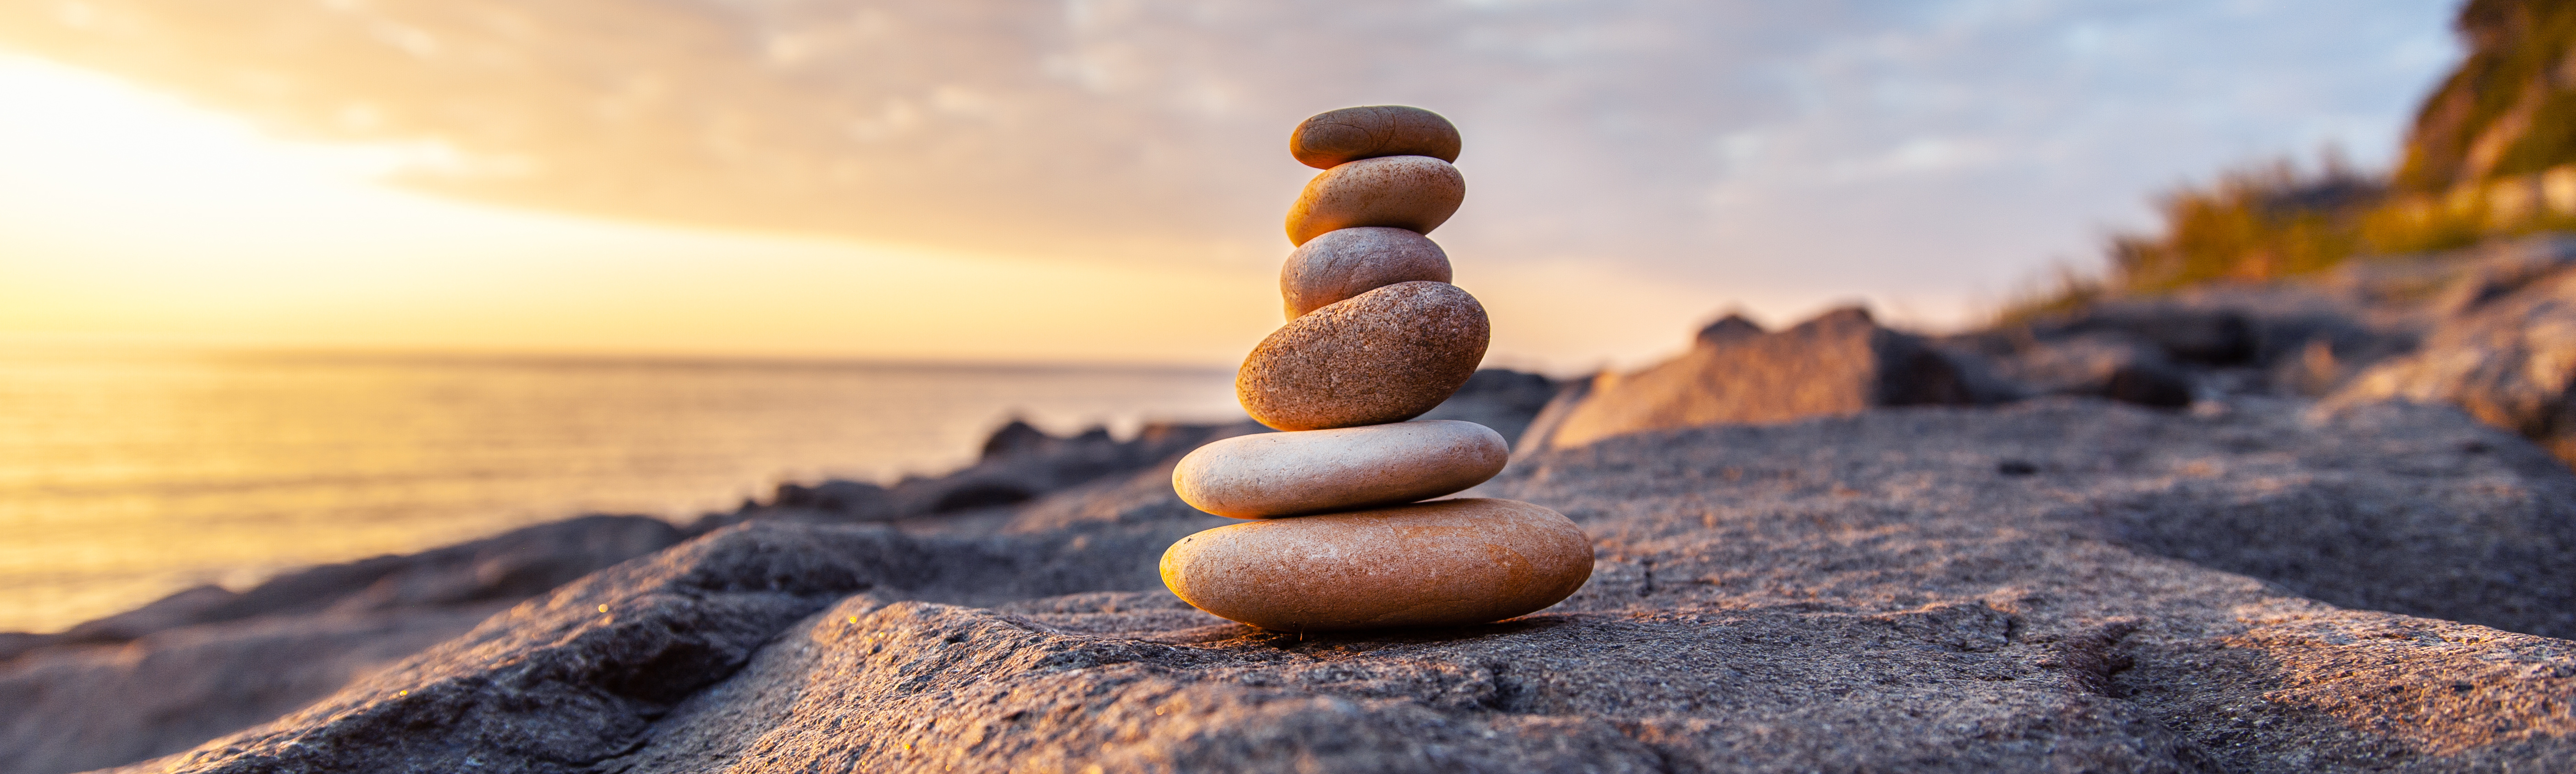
[10,236,2576,773]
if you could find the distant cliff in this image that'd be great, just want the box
[2056,0,2576,304]
[2396,0,2576,193]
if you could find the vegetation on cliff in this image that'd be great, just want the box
[2010,0,2576,319]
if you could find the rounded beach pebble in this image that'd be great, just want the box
[1238,281,1489,431]
[1284,156,1465,246]
[1280,227,1452,321]
[1160,497,1593,632]
[1289,105,1462,169]
[1174,419,1508,518]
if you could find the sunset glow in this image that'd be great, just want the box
[0,52,1783,370]
[0,53,1277,364]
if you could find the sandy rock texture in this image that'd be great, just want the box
[1238,281,1490,431]
[0,516,684,774]
[1284,156,1465,245]
[1161,498,1591,631]
[1289,105,1461,169]
[1172,420,1507,518]
[1527,306,1976,450]
[1280,226,1452,320]
[89,396,2576,774]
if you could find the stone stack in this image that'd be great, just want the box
[1159,106,1594,634]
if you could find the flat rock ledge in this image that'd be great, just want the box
[93,399,2576,773]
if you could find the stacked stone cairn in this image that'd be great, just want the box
[1159,106,1595,634]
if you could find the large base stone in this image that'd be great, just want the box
[1159,498,1591,632]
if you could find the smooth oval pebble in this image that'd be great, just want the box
[1281,227,1452,320]
[1284,156,1465,246]
[1238,281,1488,431]
[1289,105,1462,169]
[1174,420,1507,518]
[1161,498,1593,632]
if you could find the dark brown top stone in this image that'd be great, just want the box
[1289,105,1461,169]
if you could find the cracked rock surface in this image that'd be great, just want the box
[104,399,2576,773]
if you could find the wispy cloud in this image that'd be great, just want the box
[0,0,2456,324]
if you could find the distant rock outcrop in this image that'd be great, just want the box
[770,421,1255,520]
[1504,234,2576,471]
[1525,307,1976,451]
[1981,331,2197,407]
[765,368,1561,523]
[2332,255,2576,461]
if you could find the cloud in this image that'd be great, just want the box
[0,0,2457,323]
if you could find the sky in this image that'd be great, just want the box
[0,0,2461,371]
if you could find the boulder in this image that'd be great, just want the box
[1987,331,2196,407]
[2024,301,2259,366]
[2331,262,2576,464]
[1529,306,1975,450]
[2424,232,2576,318]
[978,418,1055,459]
[1692,312,1764,346]
[92,397,2576,774]
[766,420,1256,522]
[1945,269,2439,403]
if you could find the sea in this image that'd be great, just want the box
[0,347,1244,633]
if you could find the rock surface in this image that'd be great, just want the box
[1238,281,1490,431]
[0,515,685,774]
[1529,306,1976,450]
[1161,498,1592,632]
[1280,226,1452,320]
[1289,105,1462,169]
[1988,332,2197,407]
[1284,156,1465,245]
[1172,420,1508,518]
[87,397,2576,774]
[2331,262,2576,461]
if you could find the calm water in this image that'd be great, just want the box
[0,348,1242,633]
